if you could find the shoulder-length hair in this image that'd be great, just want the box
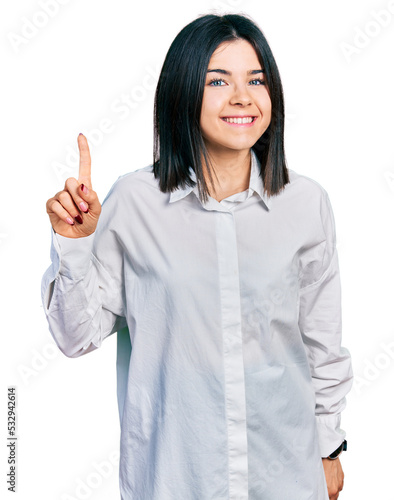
[153,13,289,202]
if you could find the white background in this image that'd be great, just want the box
[1,0,394,498]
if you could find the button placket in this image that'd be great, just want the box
[216,210,248,499]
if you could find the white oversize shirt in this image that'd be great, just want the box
[41,150,353,500]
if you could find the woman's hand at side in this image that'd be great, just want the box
[322,457,344,500]
[46,133,102,238]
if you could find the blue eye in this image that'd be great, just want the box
[250,79,266,85]
[208,78,226,86]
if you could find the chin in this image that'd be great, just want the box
[227,139,260,150]
[203,134,260,154]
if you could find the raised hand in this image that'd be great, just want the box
[46,134,102,238]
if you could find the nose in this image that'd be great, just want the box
[229,83,252,106]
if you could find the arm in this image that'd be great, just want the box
[41,223,127,358]
[298,189,352,498]
[298,189,353,458]
[41,133,126,358]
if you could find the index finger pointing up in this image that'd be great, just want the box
[77,133,92,188]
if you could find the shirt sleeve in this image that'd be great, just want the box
[298,188,353,458]
[40,180,127,358]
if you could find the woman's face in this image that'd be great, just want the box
[200,39,272,157]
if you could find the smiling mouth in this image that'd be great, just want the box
[221,116,257,125]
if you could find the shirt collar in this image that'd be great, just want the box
[248,149,272,210]
[169,149,272,210]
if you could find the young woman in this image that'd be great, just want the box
[42,13,353,500]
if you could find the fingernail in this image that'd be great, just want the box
[79,133,83,137]
[79,202,88,213]
[81,183,88,195]
[75,215,83,224]
[66,217,74,225]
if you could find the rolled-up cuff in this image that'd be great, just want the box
[315,413,346,458]
[54,229,95,279]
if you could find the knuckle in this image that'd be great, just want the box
[48,197,59,210]
[46,197,54,209]
[47,200,60,215]
[64,177,77,189]
[58,191,71,204]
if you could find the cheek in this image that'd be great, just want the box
[256,95,272,133]
[260,96,272,123]
[201,91,224,116]
[261,92,272,112]
[200,98,221,133]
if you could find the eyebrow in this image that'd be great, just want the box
[207,69,264,75]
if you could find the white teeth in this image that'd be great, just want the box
[223,117,254,124]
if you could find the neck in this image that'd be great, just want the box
[202,148,252,202]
